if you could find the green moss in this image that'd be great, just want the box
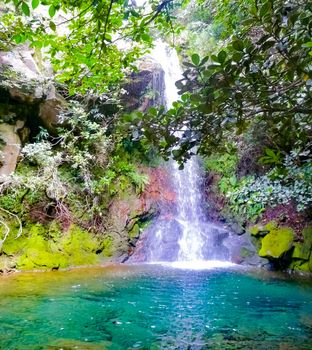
[290,254,312,273]
[249,225,261,236]
[302,226,312,247]
[1,221,23,255]
[100,236,114,257]
[57,225,100,266]
[264,221,278,231]
[249,226,266,238]
[47,221,62,240]
[240,247,253,258]
[129,223,140,239]
[10,223,101,270]
[292,243,311,261]
[59,225,99,253]
[17,249,69,270]
[259,227,294,259]
[15,225,68,270]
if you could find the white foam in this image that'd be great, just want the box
[150,260,236,270]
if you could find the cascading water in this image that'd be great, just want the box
[130,40,234,267]
[151,41,207,261]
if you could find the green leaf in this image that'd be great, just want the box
[183,61,196,68]
[49,21,56,31]
[148,107,157,116]
[175,80,184,89]
[31,0,40,9]
[265,148,275,157]
[260,1,271,17]
[21,2,30,16]
[303,41,312,48]
[211,54,219,62]
[191,53,200,66]
[229,176,237,187]
[218,50,227,64]
[48,4,56,17]
[12,34,22,44]
[141,33,150,42]
[200,56,209,66]
[261,40,276,50]
[232,52,243,62]
[181,93,189,102]
[232,40,244,51]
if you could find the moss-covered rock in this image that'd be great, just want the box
[292,243,311,261]
[57,225,100,266]
[249,221,277,237]
[129,223,140,239]
[240,247,254,258]
[17,249,69,270]
[99,236,114,258]
[259,227,294,259]
[3,223,102,270]
[249,225,261,236]
[290,227,312,272]
[264,221,278,231]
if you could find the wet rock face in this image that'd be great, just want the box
[122,58,165,112]
[114,167,177,262]
[128,218,183,262]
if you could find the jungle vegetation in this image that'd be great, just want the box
[0,0,311,264]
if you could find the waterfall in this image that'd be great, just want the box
[129,40,234,267]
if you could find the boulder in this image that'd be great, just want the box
[292,242,311,261]
[38,84,65,133]
[0,121,24,175]
[1,47,65,134]
[290,227,312,272]
[0,47,41,80]
[248,221,277,237]
[259,227,294,259]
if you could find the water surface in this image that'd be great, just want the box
[0,265,312,349]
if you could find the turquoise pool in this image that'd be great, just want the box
[0,265,311,349]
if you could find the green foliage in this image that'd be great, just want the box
[1,0,185,95]
[204,152,238,177]
[227,153,312,220]
[137,0,312,164]
[259,148,282,166]
[179,0,252,56]
[0,98,152,241]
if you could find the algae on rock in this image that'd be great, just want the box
[259,227,294,259]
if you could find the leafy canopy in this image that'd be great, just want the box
[134,0,312,163]
[1,0,184,94]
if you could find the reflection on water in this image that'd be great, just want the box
[0,265,311,349]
